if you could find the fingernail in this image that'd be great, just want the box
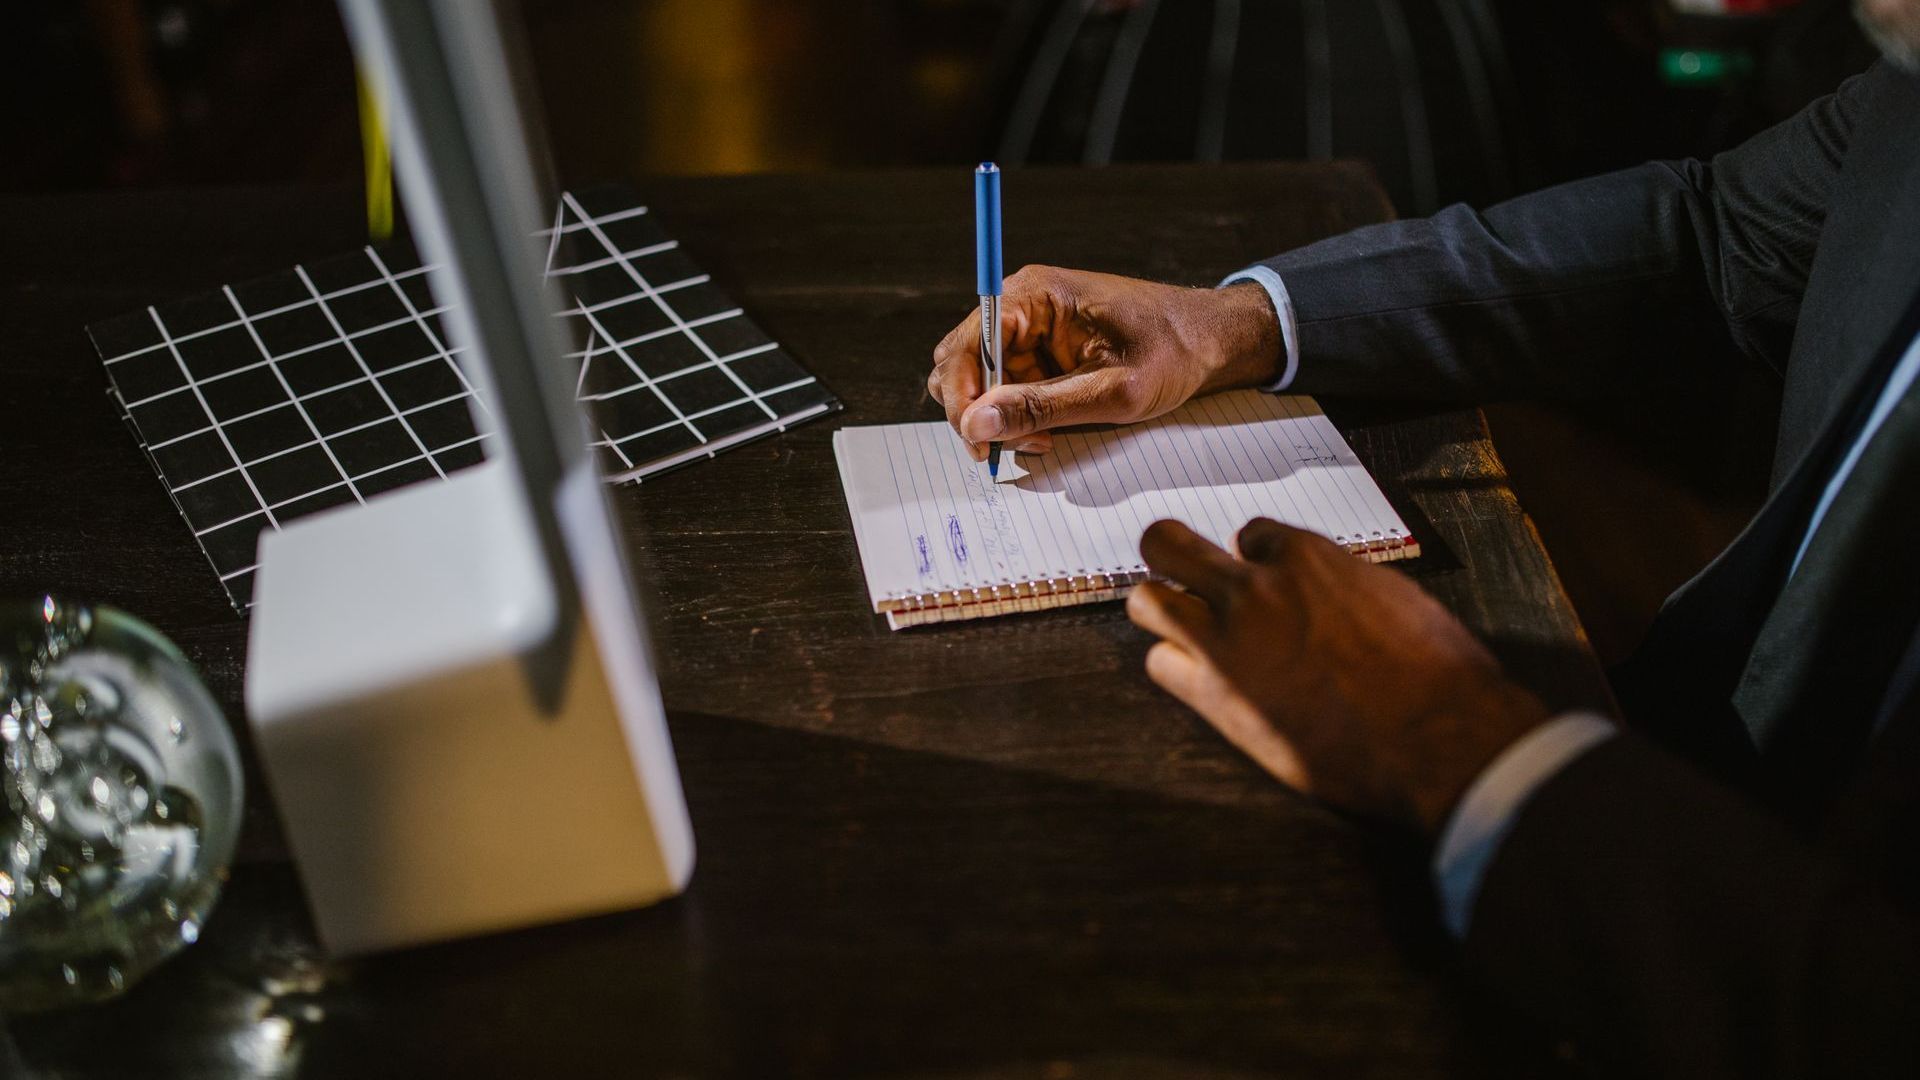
[966,406,1005,440]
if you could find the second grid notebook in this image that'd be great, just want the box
[835,390,1418,629]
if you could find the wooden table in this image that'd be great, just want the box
[0,165,1608,1078]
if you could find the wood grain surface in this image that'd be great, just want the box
[0,165,1605,1078]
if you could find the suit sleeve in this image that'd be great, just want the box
[1258,65,1887,403]
[1465,733,1920,1079]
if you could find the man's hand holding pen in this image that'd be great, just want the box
[929,266,1283,460]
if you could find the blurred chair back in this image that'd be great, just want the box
[990,0,1525,216]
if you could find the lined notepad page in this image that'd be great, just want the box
[835,390,1417,628]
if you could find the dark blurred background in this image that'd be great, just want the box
[2,0,1878,206]
[0,0,1884,659]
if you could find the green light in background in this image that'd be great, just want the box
[1659,48,1756,86]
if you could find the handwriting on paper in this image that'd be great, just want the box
[960,460,1024,574]
[1289,440,1341,466]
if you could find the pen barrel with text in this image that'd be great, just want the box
[978,293,1001,392]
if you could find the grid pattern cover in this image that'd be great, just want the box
[91,186,838,611]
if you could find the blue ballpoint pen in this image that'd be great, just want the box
[974,162,1004,479]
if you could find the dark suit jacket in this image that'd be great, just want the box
[1254,61,1920,1077]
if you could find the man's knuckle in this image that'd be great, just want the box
[1304,532,1348,562]
[1238,518,1288,550]
[1015,387,1053,428]
[1013,264,1074,302]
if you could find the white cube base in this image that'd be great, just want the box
[244,463,693,956]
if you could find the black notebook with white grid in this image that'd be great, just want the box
[90,186,838,612]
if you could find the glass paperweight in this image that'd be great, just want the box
[0,598,241,1011]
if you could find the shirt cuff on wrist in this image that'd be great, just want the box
[1431,711,1617,939]
[1219,264,1299,392]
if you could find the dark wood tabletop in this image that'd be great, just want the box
[0,164,1609,1079]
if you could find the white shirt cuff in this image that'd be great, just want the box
[1219,265,1299,392]
[1432,711,1617,939]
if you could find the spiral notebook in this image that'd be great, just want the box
[835,390,1419,629]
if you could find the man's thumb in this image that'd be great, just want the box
[960,371,1127,443]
